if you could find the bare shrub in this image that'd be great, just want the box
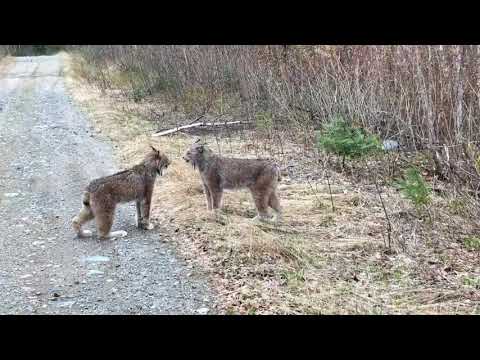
[66,45,480,194]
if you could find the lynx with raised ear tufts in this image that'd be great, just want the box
[183,141,282,222]
[72,147,170,239]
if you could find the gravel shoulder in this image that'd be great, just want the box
[0,55,213,314]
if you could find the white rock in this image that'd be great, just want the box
[383,139,400,151]
[87,270,104,276]
[56,301,75,308]
[82,255,110,263]
[196,307,209,315]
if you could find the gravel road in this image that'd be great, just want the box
[0,55,213,314]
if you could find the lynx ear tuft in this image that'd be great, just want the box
[150,145,159,153]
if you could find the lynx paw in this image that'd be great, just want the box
[136,214,143,228]
[78,230,93,238]
[213,209,228,225]
[109,230,128,238]
[139,221,154,230]
[252,215,272,224]
[144,223,155,230]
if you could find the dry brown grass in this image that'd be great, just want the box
[64,53,480,315]
[0,55,15,73]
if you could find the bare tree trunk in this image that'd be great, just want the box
[415,47,436,145]
[454,45,465,141]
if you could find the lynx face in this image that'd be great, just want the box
[148,146,170,176]
[183,143,207,170]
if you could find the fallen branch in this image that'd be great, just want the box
[152,121,248,137]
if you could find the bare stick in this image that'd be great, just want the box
[306,177,323,208]
[152,121,247,137]
[326,172,335,213]
[187,113,206,125]
[374,174,392,250]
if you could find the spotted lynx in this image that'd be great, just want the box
[72,146,170,239]
[183,141,282,222]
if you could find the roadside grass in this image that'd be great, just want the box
[63,52,480,314]
[0,56,15,73]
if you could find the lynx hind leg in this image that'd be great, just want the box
[72,205,94,238]
[251,189,271,222]
[95,204,127,239]
[268,191,282,222]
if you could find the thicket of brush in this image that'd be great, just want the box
[62,46,480,314]
[65,45,480,196]
[0,45,12,57]
[0,45,64,56]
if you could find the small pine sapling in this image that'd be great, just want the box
[317,116,381,168]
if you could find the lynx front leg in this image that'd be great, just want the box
[140,185,155,230]
[135,200,143,228]
[203,183,213,210]
[209,186,227,224]
[211,188,223,210]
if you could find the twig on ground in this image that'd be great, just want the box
[373,172,392,251]
[326,172,335,213]
[305,177,323,209]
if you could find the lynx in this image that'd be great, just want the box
[72,146,170,239]
[183,141,282,222]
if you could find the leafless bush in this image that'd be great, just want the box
[0,45,65,57]
[67,45,480,192]
[0,45,20,57]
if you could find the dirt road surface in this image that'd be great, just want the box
[0,55,213,314]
